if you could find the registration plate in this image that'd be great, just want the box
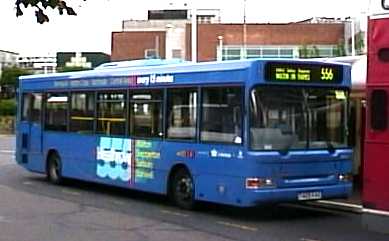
[297,191,322,201]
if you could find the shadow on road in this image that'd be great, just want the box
[22,174,339,223]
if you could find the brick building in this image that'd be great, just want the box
[185,23,345,61]
[112,11,348,62]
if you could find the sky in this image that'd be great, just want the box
[0,0,370,56]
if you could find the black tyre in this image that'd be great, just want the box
[47,153,63,185]
[171,168,195,210]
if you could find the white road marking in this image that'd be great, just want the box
[61,189,81,196]
[0,216,10,223]
[301,238,323,241]
[160,209,189,217]
[23,181,34,185]
[0,150,15,154]
[316,200,362,210]
[216,221,258,232]
[112,200,125,205]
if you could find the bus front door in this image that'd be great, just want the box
[19,93,44,172]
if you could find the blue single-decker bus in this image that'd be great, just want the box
[16,58,353,208]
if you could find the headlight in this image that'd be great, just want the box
[245,177,276,189]
[338,173,353,182]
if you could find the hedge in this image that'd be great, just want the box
[0,99,16,116]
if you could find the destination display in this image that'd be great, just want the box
[264,62,343,83]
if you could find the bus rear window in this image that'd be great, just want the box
[370,89,388,131]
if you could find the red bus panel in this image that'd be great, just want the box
[367,17,389,84]
[364,16,389,212]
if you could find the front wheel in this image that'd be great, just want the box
[171,168,195,210]
[47,153,63,185]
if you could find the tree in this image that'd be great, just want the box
[0,67,31,98]
[299,45,309,58]
[15,0,80,24]
[355,32,366,55]
[334,40,346,57]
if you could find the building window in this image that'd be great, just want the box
[247,49,261,59]
[172,49,182,59]
[221,46,296,60]
[96,91,126,136]
[167,88,198,140]
[70,92,95,134]
[45,93,69,132]
[201,87,243,144]
[129,90,163,138]
[299,45,337,58]
[145,49,159,59]
[222,48,241,60]
[279,49,294,58]
[262,48,279,58]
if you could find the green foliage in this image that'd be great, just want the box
[355,32,365,55]
[57,66,91,72]
[0,67,31,87]
[0,99,16,116]
[334,41,346,57]
[299,45,319,58]
[299,45,309,58]
[15,0,82,24]
[311,46,319,58]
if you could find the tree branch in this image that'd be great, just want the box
[15,0,81,24]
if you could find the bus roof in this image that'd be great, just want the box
[19,58,350,82]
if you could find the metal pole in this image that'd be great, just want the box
[243,0,247,59]
[191,8,197,62]
[218,36,224,61]
[351,18,356,56]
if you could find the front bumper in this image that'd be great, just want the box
[241,182,352,207]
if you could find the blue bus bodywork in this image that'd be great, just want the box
[16,59,353,207]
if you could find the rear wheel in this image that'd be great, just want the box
[47,153,63,185]
[171,168,195,210]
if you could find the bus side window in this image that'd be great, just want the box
[70,92,95,134]
[22,93,42,123]
[201,86,243,144]
[129,90,163,138]
[370,89,388,131]
[45,93,69,132]
[166,88,197,140]
[96,91,126,136]
[21,94,30,121]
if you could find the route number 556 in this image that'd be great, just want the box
[321,68,334,81]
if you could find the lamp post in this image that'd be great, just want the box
[191,7,197,62]
[217,35,224,61]
[243,0,247,59]
[345,17,356,56]
[351,18,356,56]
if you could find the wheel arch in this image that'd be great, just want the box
[166,163,192,195]
[45,149,59,173]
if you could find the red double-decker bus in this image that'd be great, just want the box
[363,0,389,233]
